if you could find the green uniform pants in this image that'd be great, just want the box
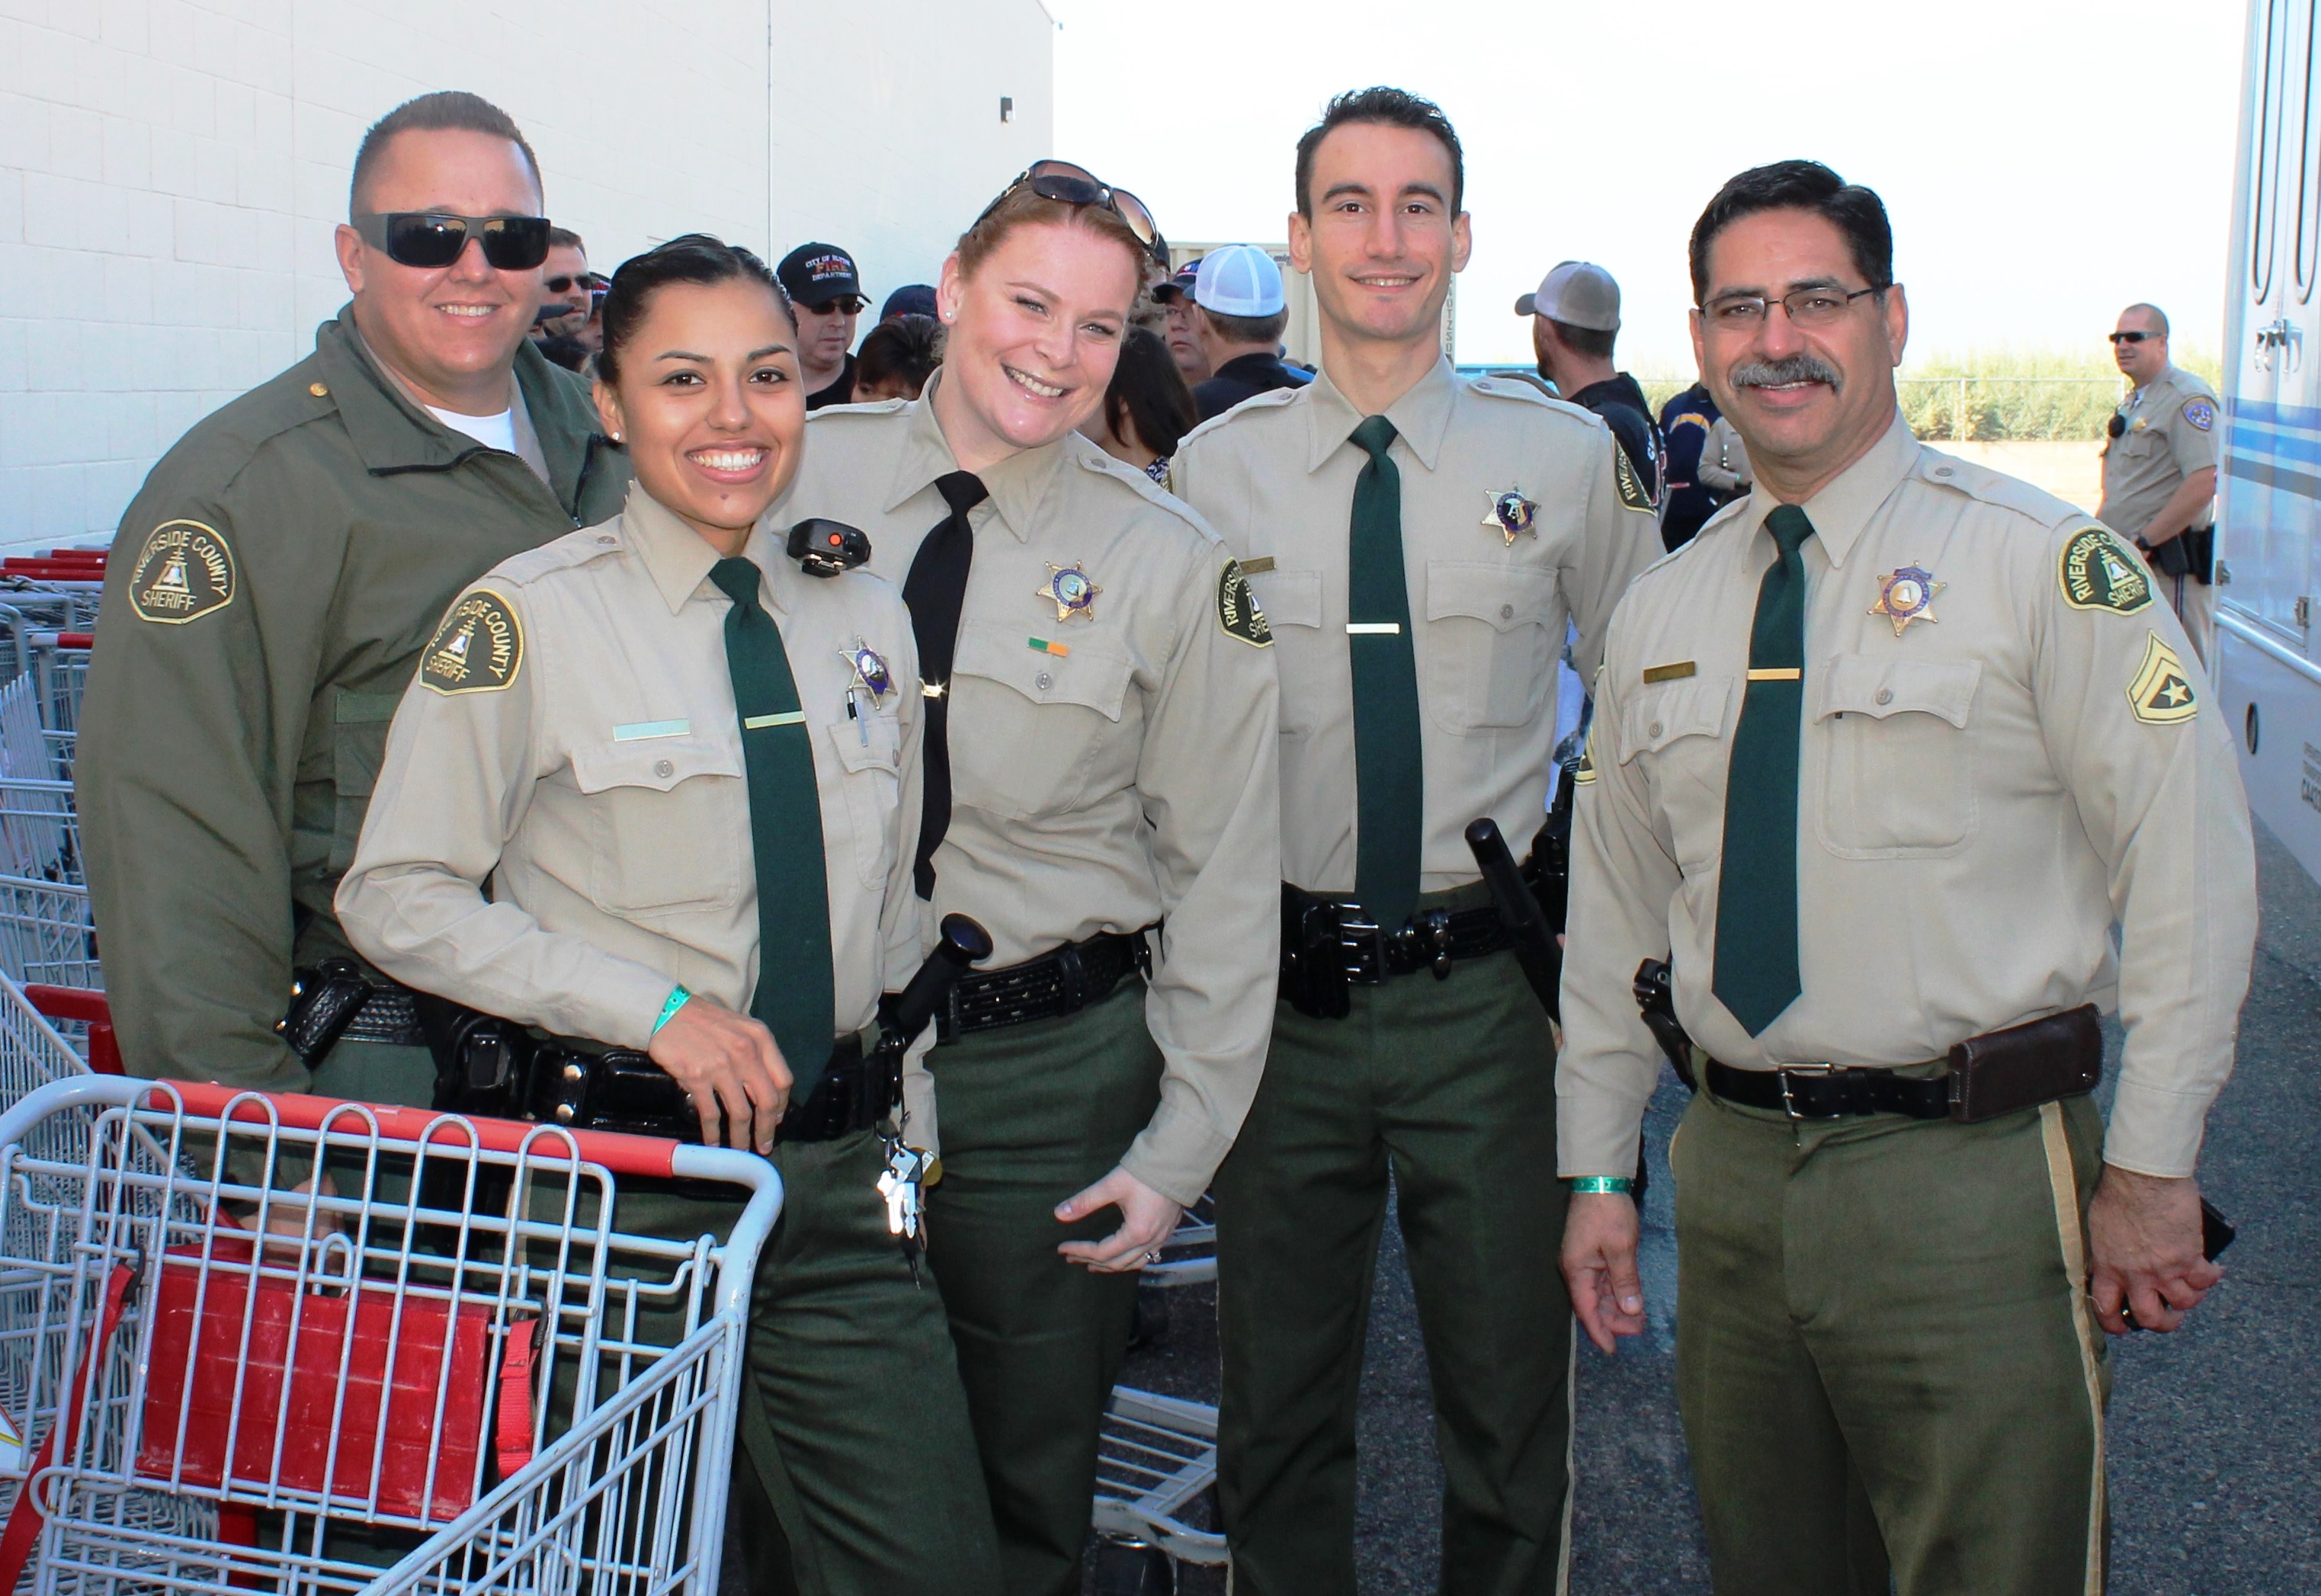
[1671,1085,2110,1596]
[924,979,1162,1596]
[1215,933,1573,1596]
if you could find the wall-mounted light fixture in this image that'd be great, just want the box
[1000,96,1014,123]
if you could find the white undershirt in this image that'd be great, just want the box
[426,404,518,455]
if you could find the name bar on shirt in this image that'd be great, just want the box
[1347,622,1403,635]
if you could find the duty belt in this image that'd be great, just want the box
[936,928,1152,1041]
[1280,884,1512,1020]
[1703,1059,1953,1120]
[278,959,428,1063]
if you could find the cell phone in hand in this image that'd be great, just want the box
[2118,1198,2233,1332]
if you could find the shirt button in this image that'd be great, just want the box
[1499,604,1515,620]
[598,534,616,545]
[1647,720,1663,738]
[1875,687,1893,706]
[1036,671,1053,690]
[653,758,674,777]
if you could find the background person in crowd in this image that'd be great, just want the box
[2100,302,2220,665]
[881,282,940,322]
[780,240,870,408]
[852,312,945,402]
[1188,243,1302,420]
[338,233,1001,1596]
[76,89,627,1101]
[1521,258,1662,510]
[1171,86,1659,1596]
[1657,377,1725,550]
[781,168,1281,1596]
[537,224,591,338]
[1696,411,1752,497]
[1558,159,2256,1596]
[1152,258,1213,387]
[1087,324,1197,479]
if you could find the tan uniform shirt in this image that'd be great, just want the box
[1169,357,1660,893]
[1558,414,2257,1179]
[779,383,1283,1206]
[1696,415,1753,497]
[2098,364,2219,538]
[335,485,934,1135]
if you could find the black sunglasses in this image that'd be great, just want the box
[544,274,588,294]
[975,160,1168,267]
[2108,330,2156,345]
[354,211,553,271]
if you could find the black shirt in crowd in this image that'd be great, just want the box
[1193,351,1306,421]
[1656,380,1725,552]
[1565,373,1664,519]
[806,351,858,412]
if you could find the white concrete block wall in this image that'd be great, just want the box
[0,0,1053,552]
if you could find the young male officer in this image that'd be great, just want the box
[1557,161,2258,1596]
[1171,85,1659,1595]
[78,90,627,1101]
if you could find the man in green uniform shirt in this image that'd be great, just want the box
[79,91,627,1101]
[1557,161,2258,1596]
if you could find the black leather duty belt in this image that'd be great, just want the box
[1279,885,1512,1020]
[341,984,427,1048]
[934,928,1153,1042]
[1704,1059,1951,1120]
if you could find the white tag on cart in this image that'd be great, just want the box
[0,1408,23,1473]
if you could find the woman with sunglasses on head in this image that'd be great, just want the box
[338,234,1001,1596]
[782,164,1281,1594]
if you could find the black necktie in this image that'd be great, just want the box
[708,557,835,1095]
[1710,505,1815,1036]
[899,470,989,899]
[1347,415,1423,925]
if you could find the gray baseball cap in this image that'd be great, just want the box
[1515,261,1621,332]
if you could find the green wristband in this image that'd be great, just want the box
[1568,1175,1635,1195]
[651,984,692,1037]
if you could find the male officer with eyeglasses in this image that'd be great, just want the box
[2100,303,2220,665]
[1557,160,2256,1596]
[79,90,628,1104]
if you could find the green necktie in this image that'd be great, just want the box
[710,556,835,1099]
[1348,414,1423,925]
[1711,505,1815,1036]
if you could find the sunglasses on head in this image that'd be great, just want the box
[354,211,553,271]
[2108,330,2155,345]
[976,160,1169,267]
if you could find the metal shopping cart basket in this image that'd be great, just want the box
[0,668,97,995]
[0,1075,782,1595]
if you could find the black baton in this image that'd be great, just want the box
[880,913,994,1051]
[1465,818,1561,1020]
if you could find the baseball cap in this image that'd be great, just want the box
[777,242,866,310]
[1515,261,1621,332]
[1193,245,1285,318]
[880,283,938,321]
[1151,259,1202,304]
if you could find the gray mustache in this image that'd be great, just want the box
[1731,354,1842,392]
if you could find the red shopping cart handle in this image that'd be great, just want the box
[22,985,124,1075]
[155,1079,684,1178]
[53,631,93,649]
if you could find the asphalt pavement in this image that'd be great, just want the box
[1109,816,2321,1594]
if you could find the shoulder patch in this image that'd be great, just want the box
[1217,558,1273,647]
[2182,396,2216,432]
[2127,632,2198,724]
[1613,441,1655,511]
[127,519,236,624]
[2058,525,2155,615]
[420,588,524,694]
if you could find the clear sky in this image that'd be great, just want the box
[1049,0,2244,375]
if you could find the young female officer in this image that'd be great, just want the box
[781,168,1281,1594]
[335,235,1000,1596]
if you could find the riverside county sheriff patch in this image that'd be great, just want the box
[127,519,236,624]
[2127,632,2198,725]
[1217,559,1272,647]
[2059,526,2154,615]
[1613,441,1654,511]
[420,589,523,695]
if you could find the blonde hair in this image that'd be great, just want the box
[954,186,1149,284]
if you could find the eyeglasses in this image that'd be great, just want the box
[2108,331,2156,345]
[544,274,588,294]
[353,212,553,271]
[975,160,1169,267]
[1700,285,1884,329]
[800,296,870,317]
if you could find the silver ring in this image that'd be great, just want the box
[1143,1249,1162,1264]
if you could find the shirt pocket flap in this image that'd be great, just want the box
[1426,562,1557,632]
[569,737,742,794]
[954,622,1132,721]
[827,711,902,772]
[1813,656,1982,729]
[1621,675,1736,763]
[1249,568,1322,630]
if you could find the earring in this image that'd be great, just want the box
[611,430,623,441]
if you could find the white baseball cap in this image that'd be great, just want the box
[1193,244,1286,318]
[1515,261,1621,332]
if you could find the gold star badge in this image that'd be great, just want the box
[1482,488,1538,546]
[1868,562,1944,637]
[1035,561,1101,623]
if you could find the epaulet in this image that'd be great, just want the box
[489,522,626,588]
[805,396,911,423]
[143,355,342,499]
[1177,385,1300,450]
[1467,373,1556,406]
[1069,437,1223,544]
[1912,445,2082,532]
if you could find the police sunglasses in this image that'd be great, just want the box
[975,160,1169,268]
[2108,330,2155,345]
[353,211,553,271]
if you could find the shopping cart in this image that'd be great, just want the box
[1093,1387,1226,1581]
[0,1075,782,1595]
[0,667,95,995]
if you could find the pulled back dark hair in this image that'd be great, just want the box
[597,233,791,386]
[1688,160,1893,304]
[1103,326,1197,461]
[1295,86,1464,219]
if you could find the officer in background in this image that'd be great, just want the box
[78,91,627,1101]
[1172,88,1659,1594]
[1521,259,1662,510]
[1657,377,1725,550]
[781,242,870,409]
[2099,302,2220,665]
[1696,412,1752,497]
[1559,161,2256,1596]
[1152,258,1215,388]
[1188,244,1303,419]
